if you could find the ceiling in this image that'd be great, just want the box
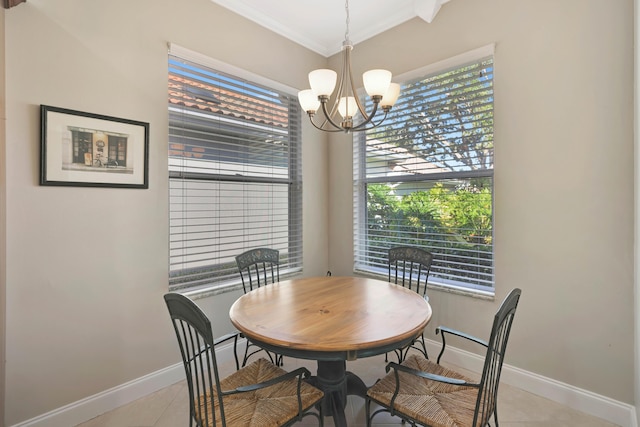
[210,0,452,57]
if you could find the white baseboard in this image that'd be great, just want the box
[10,339,637,427]
[423,339,637,427]
[9,342,238,427]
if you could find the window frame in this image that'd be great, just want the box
[168,44,303,295]
[353,45,495,297]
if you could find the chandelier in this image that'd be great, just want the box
[297,0,400,133]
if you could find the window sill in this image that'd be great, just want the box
[181,282,244,300]
[426,281,494,301]
[353,268,494,301]
[176,269,304,301]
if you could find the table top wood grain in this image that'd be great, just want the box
[229,276,432,358]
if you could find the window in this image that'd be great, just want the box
[168,50,302,292]
[354,50,494,293]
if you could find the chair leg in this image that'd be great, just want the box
[386,350,401,362]
[403,334,428,362]
[242,340,251,367]
[242,341,270,367]
[418,334,429,359]
[399,346,409,363]
[267,350,276,365]
[242,339,284,367]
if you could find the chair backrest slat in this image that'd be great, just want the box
[165,293,225,427]
[388,246,433,297]
[236,248,280,293]
[473,288,521,427]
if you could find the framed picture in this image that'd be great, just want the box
[40,105,149,188]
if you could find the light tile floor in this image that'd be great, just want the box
[76,352,620,427]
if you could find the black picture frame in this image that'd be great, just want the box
[40,105,149,188]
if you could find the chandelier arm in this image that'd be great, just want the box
[349,110,389,132]
[307,110,332,130]
[316,117,333,130]
[349,102,381,131]
[361,109,389,131]
[307,111,344,132]
[345,109,389,133]
[327,44,350,121]
[345,47,369,120]
[319,100,347,130]
[309,116,345,132]
[330,72,346,119]
[319,53,345,125]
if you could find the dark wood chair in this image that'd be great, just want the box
[164,292,324,427]
[387,246,433,362]
[366,288,522,427]
[235,247,283,366]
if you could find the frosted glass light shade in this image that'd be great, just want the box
[363,69,392,97]
[338,96,358,118]
[381,83,401,108]
[298,89,320,112]
[309,69,337,97]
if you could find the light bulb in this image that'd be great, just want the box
[297,89,320,113]
[381,83,401,108]
[363,69,392,97]
[338,96,358,118]
[308,69,337,97]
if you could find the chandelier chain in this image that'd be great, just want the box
[344,0,350,42]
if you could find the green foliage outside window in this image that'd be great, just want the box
[366,180,493,284]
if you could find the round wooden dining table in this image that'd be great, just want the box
[229,275,432,427]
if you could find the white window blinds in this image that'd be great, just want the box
[168,53,302,292]
[354,54,494,292]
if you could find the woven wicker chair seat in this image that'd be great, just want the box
[367,354,481,427]
[197,358,324,427]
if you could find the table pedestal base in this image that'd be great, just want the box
[311,360,368,427]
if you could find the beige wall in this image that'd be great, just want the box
[2,0,328,424]
[328,0,635,404]
[1,0,636,424]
